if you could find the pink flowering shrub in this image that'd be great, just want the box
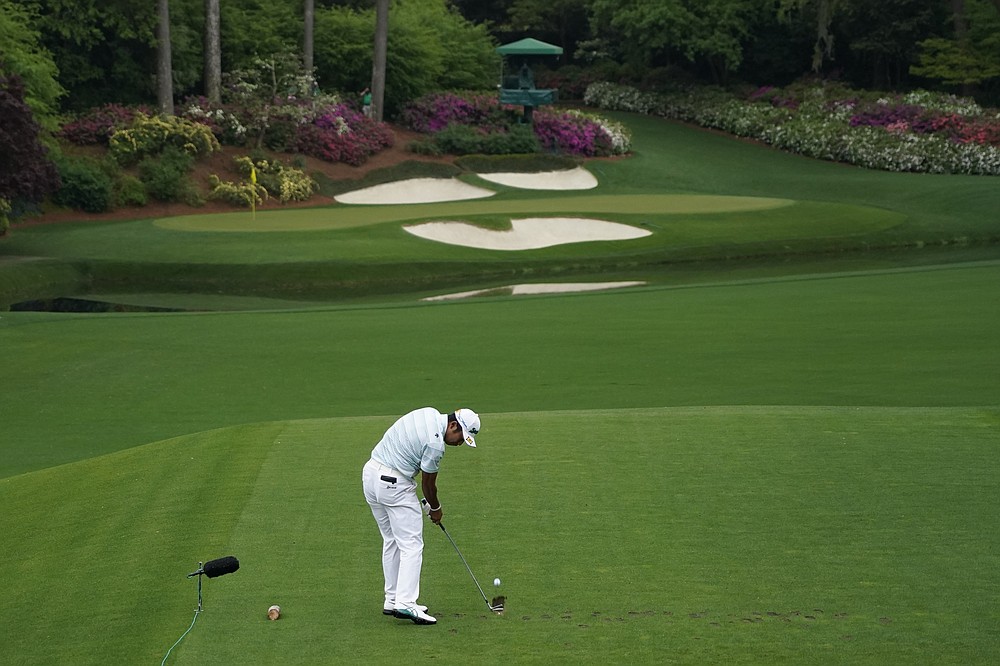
[532,110,615,157]
[749,85,800,110]
[400,92,513,133]
[59,104,153,145]
[295,104,394,166]
[401,92,624,157]
[846,100,1000,147]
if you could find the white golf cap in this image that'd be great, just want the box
[455,408,481,447]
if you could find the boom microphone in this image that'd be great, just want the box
[187,556,240,578]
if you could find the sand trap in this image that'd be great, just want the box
[424,281,646,301]
[405,217,651,251]
[476,167,598,190]
[334,178,496,205]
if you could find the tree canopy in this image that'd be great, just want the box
[7,0,1000,117]
[0,0,65,128]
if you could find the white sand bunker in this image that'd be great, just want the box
[424,281,646,301]
[335,178,495,205]
[405,217,651,251]
[476,167,598,190]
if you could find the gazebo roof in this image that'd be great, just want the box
[496,38,563,56]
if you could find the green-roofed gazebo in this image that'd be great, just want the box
[496,38,563,122]
[496,38,564,57]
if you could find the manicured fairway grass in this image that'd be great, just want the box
[154,193,795,232]
[2,408,997,665]
[2,262,998,478]
[0,199,897,265]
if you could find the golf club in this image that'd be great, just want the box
[423,499,504,613]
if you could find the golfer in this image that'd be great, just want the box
[362,407,480,625]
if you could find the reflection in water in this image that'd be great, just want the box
[423,281,647,301]
[10,298,183,313]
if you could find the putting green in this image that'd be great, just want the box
[154,194,795,232]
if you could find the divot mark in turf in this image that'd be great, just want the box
[514,608,863,628]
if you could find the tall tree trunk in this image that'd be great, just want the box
[204,0,221,104]
[952,0,968,39]
[372,0,389,122]
[304,0,315,76]
[951,0,973,95]
[812,0,836,71]
[157,0,174,115]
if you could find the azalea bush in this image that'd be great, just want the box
[294,104,394,166]
[181,98,249,146]
[207,175,266,208]
[400,92,631,157]
[59,103,153,145]
[533,109,616,157]
[208,154,322,208]
[233,156,316,204]
[399,92,513,133]
[584,81,1000,175]
[109,113,220,165]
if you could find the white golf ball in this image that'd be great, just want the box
[493,578,501,587]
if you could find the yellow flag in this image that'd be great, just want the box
[250,165,257,220]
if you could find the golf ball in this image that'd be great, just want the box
[493,578,501,587]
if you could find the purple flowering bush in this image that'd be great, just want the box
[847,102,1000,147]
[400,92,512,133]
[295,104,394,166]
[59,104,153,145]
[401,92,629,157]
[533,110,614,157]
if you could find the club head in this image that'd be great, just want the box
[490,595,505,614]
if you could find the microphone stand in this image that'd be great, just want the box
[187,561,205,612]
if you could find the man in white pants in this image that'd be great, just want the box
[362,407,480,625]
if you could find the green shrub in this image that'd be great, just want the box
[0,197,10,235]
[109,113,220,165]
[207,175,266,208]
[455,153,578,173]
[232,156,317,203]
[429,124,486,155]
[52,155,114,213]
[406,139,444,156]
[114,174,147,208]
[481,125,540,154]
[138,147,198,203]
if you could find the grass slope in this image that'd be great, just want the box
[1,262,998,478]
[2,408,997,664]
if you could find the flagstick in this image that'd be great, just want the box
[250,165,257,220]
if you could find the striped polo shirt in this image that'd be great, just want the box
[371,407,447,478]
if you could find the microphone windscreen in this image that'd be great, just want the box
[203,556,240,578]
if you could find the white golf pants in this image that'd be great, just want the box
[362,458,424,609]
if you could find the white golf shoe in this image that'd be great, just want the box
[384,602,427,616]
[393,604,436,625]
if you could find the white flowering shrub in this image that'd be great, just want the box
[583,82,1000,175]
[901,90,982,116]
[562,109,632,155]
